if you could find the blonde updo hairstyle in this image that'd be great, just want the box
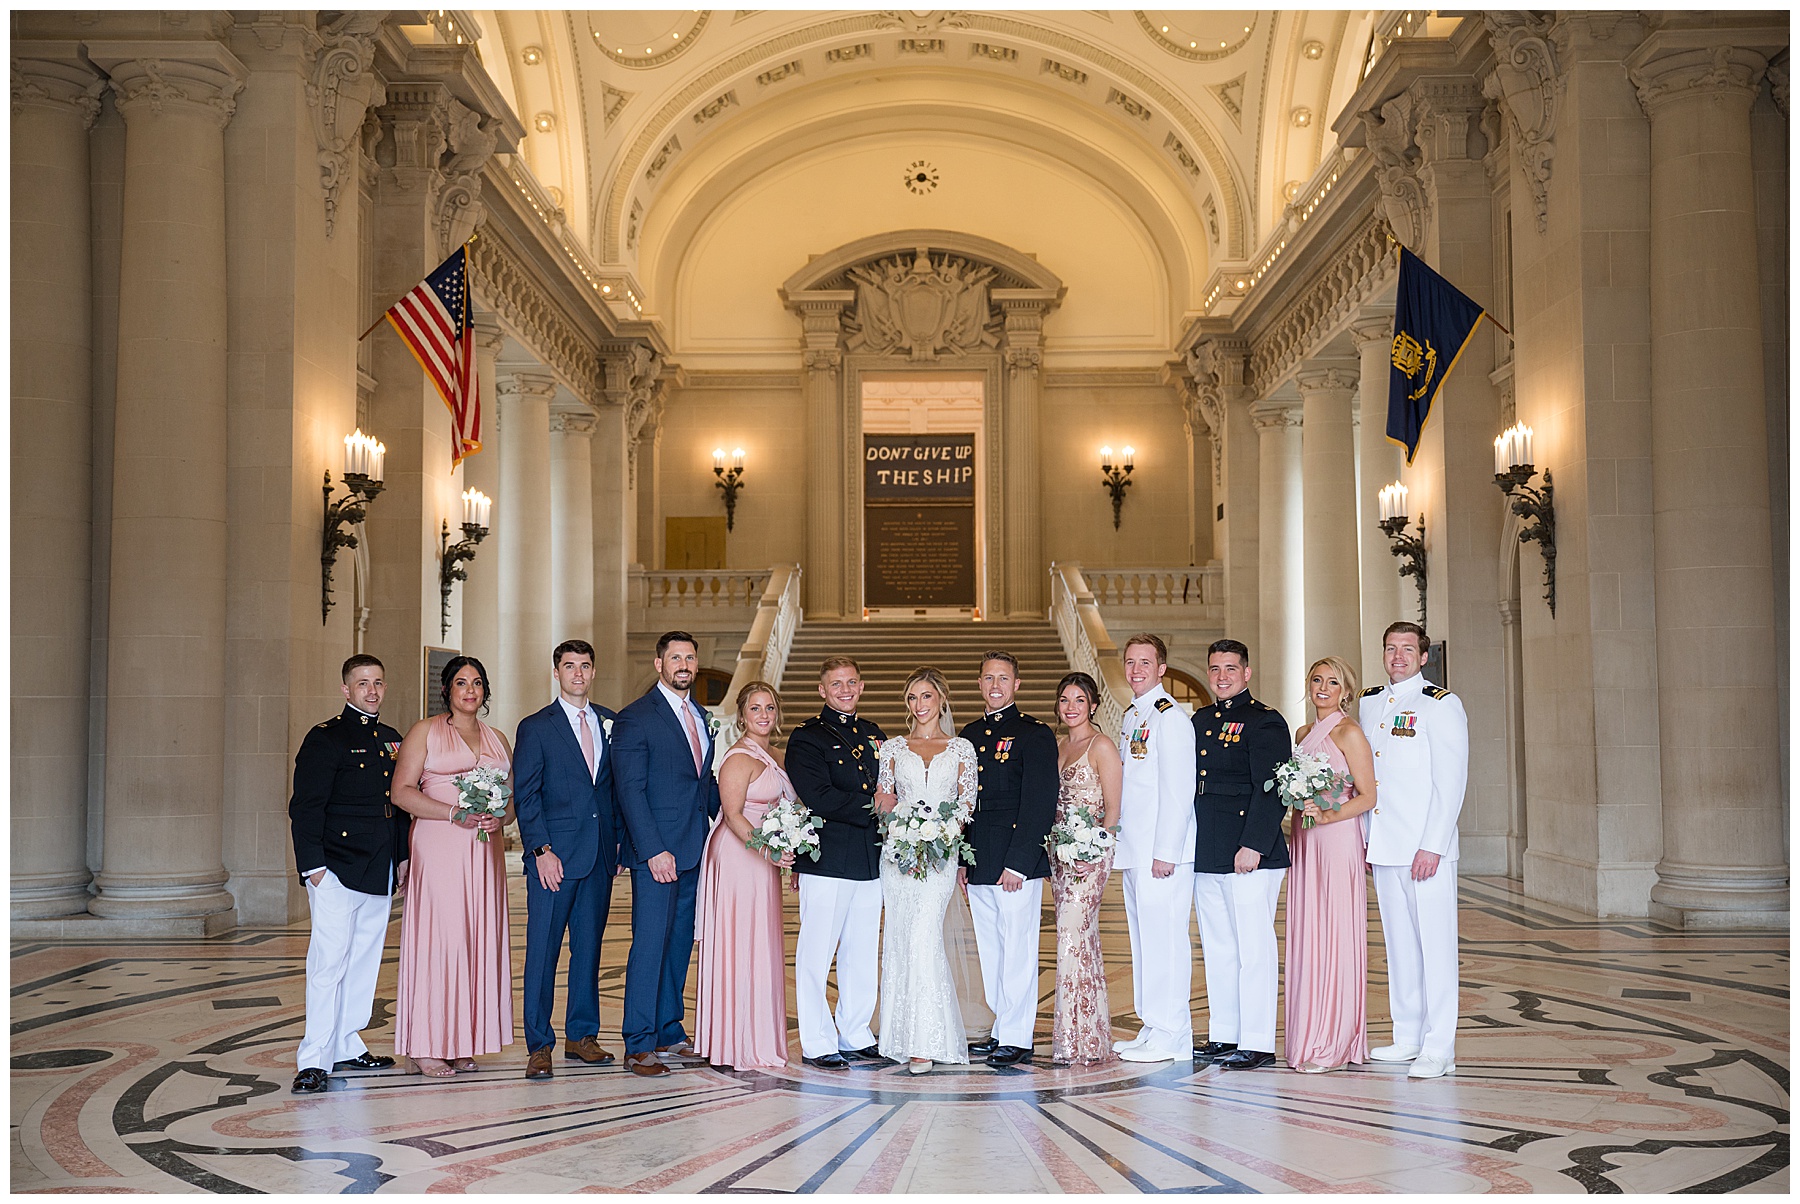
[1305,656,1360,718]
[900,666,954,733]
[735,679,782,729]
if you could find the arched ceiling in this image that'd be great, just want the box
[473,9,1379,361]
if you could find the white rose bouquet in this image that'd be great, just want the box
[1264,749,1351,829]
[872,791,976,881]
[451,766,511,842]
[1046,803,1117,869]
[745,796,823,867]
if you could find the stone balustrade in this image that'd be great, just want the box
[1082,564,1223,611]
[632,568,772,611]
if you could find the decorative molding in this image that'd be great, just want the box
[900,39,945,56]
[874,11,974,34]
[1768,50,1788,116]
[844,249,1000,360]
[1201,194,1219,245]
[970,42,1018,63]
[469,233,605,407]
[1135,11,1258,63]
[1163,131,1202,179]
[589,10,710,69]
[1041,57,1087,85]
[307,11,385,238]
[11,56,105,127]
[1483,12,1561,233]
[1629,44,1766,116]
[602,82,631,129]
[756,60,802,86]
[433,97,495,255]
[679,370,803,390]
[1211,73,1244,127]
[1247,210,1395,395]
[549,409,598,436]
[100,52,247,130]
[826,43,872,65]
[1359,91,1428,249]
[1106,86,1152,122]
[1248,397,1304,431]
[1295,364,1359,394]
[692,89,738,126]
[1044,368,1166,387]
[645,133,681,180]
[626,199,643,251]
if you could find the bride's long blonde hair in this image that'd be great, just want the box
[900,666,956,736]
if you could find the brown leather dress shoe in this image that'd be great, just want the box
[564,1037,616,1065]
[524,1047,554,1080]
[655,1041,700,1060]
[626,1051,670,1077]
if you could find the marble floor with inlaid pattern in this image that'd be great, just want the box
[11,866,1788,1193]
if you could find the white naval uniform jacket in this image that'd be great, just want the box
[1358,671,1469,865]
[1115,683,1198,871]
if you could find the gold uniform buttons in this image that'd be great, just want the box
[340,830,349,837]
[1201,750,1208,756]
[1238,810,1245,817]
[1200,769,1207,777]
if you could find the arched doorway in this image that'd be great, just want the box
[1164,666,1213,711]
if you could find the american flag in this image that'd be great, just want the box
[383,245,480,464]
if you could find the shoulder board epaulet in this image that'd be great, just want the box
[1423,685,1451,701]
[1153,697,1175,712]
[315,721,330,729]
[1361,685,1383,697]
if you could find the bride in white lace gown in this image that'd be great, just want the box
[873,668,980,1072]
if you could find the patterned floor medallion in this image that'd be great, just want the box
[11,869,1787,1193]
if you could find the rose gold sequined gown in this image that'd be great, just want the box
[1050,743,1116,1065]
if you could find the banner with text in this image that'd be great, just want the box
[864,433,976,608]
[864,433,976,502]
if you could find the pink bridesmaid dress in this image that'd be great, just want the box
[1283,710,1370,1071]
[394,715,515,1062]
[694,742,792,1070]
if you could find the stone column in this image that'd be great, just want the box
[1251,399,1305,721]
[84,45,245,927]
[12,52,103,919]
[496,371,555,734]
[458,316,503,665]
[1192,338,1258,641]
[634,414,663,572]
[1297,364,1363,672]
[1630,41,1787,926]
[1353,314,1405,680]
[999,296,1053,617]
[794,296,849,618]
[549,409,596,646]
[591,398,633,709]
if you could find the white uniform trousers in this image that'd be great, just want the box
[966,879,1045,1049]
[1192,867,1285,1053]
[1121,863,1195,1053]
[297,870,393,1072]
[795,875,883,1058]
[1373,861,1460,1061]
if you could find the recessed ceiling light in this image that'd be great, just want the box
[522,45,543,65]
[1161,25,1168,32]
[1189,41,1197,48]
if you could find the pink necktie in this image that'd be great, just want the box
[577,712,597,780]
[680,703,704,775]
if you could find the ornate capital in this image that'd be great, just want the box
[550,409,598,437]
[1296,364,1359,395]
[91,45,248,130]
[307,11,385,238]
[1248,398,1303,432]
[801,347,841,376]
[1630,45,1766,117]
[1411,80,1486,166]
[1484,12,1563,233]
[1189,335,1249,390]
[497,371,558,404]
[12,54,104,127]
[1769,52,1789,116]
[374,84,497,254]
[1004,345,1043,370]
[1351,313,1395,351]
[1360,92,1429,250]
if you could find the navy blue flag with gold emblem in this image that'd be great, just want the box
[1387,246,1488,464]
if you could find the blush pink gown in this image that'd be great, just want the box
[394,715,515,1061]
[694,742,792,1070]
[1283,710,1369,1070]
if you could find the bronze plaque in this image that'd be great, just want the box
[865,506,976,608]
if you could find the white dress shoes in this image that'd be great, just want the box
[1111,1032,1150,1053]
[1407,1054,1455,1079]
[1117,1043,1183,1063]
[1369,1043,1422,1062]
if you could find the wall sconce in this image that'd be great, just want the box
[1100,445,1134,529]
[321,429,386,624]
[713,447,745,531]
[1377,481,1428,625]
[1493,423,1557,615]
[438,489,492,639]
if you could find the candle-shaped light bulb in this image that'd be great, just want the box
[1519,424,1533,468]
[1100,446,1113,470]
[344,431,356,477]
[731,447,744,471]
[372,441,385,482]
[1122,445,1135,469]
[1494,433,1507,476]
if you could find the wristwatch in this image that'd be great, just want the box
[532,843,553,857]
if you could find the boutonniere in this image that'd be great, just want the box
[601,717,614,740]
[704,711,719,739]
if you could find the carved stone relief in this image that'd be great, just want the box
[842,248,1002,360]
[307,10,385,238]
[1360,91,1428,249]
[1483,12,1561,233]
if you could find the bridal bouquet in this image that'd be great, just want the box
[1046,803,1117,867]
[873,791,977,881]
[451,766,510,842]
[745,796,823,865]
[1264,750,1352,829]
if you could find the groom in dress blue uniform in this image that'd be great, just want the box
[513,639,620,1081]
[612,631,720,1077]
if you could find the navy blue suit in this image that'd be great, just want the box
[612,684,721,1055]
[513,699,619,1054]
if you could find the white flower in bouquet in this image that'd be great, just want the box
[1264,749,1352,829]
[1046,802,1118,868]
[873,792,977,881]
[452,766,511,842]
[746,796,823,864]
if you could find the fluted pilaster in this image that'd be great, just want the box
[550,409,597,647]
[1251,398,1305,721]
[1297,364,1363,674]
[496,371,556,733]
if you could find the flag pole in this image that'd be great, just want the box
[357,312,388,342]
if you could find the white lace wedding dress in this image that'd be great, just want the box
[876,735,979,1064]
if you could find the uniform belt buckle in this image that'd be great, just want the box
[384,804,393,818]
[1195,781,1205,796]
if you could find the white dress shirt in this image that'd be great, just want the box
[656,681,708,758]
[557,695,604,782]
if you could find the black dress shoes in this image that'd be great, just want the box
[1192,1041,1238,1064]
[291,1067,329,1094]
[804,1052,851,1070]
[967,1036,1000,1057]
[986,1045,1033,1067]
[1217,1049,1275,1071]
[333,1052,395,1070]
[843,1044,885,1061]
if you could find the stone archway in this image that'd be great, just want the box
[780,230,1064,619]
